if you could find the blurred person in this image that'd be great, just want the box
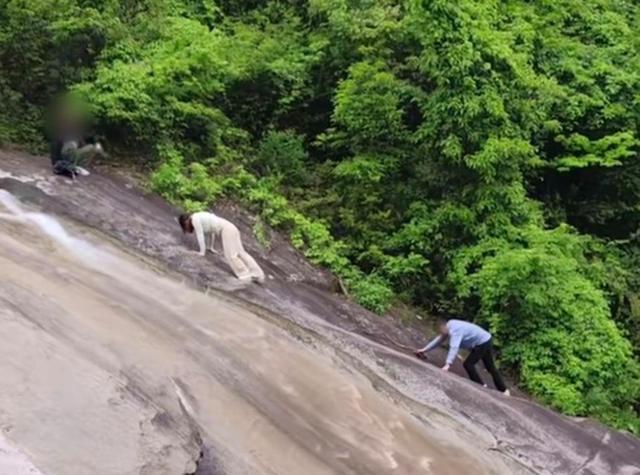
[47,94,105,178]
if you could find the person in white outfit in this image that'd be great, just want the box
[179,212,265,283]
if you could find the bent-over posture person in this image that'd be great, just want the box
[179,211,265,283]
[48,97,105,178]
[415,319,510,395]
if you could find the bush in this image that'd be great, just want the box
[252,129,309,186]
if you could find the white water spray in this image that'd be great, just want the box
[0,189,106,266]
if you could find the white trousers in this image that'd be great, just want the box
[220,222,265,283]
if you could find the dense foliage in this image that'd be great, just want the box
[1,0,639,432]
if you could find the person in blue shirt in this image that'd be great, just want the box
[415,318,510,395]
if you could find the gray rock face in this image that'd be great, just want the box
[0,150,638,475]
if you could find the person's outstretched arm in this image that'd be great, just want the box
[417,335,445,353]
[444,332,463,369]
[193,218,207,256]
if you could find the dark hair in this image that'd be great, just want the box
[178,214,191,233]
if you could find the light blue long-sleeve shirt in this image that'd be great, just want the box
[420,320,491,365]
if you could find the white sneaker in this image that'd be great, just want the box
[95,142,107,157]
[503,389,511,397]
[75,166,90,177]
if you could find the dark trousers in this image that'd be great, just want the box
[463,339,507,392]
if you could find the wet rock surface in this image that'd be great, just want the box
[0,150,639,475]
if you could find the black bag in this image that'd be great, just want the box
[52,159,76,178]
